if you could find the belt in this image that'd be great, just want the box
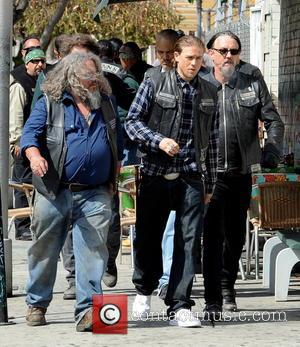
[163,173,180,180]
[60,182,101,192]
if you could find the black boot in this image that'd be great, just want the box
[103,263,118,288]
[203,303,222,321]
[222,288,237,312]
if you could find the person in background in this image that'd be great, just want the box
[144,29,180,300]
[10,48,46,240]
[119,41,152,84]
[109,37,123,65]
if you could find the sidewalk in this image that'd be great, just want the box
[1,238,300,347]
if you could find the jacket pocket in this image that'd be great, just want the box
[149,94,177,134]
[238,96,260,108]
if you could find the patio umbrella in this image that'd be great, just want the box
[93,0,147,22]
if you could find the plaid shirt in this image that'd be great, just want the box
[125,71,219,194]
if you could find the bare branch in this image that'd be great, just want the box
[40,0,70,49]
[13,0,29,24]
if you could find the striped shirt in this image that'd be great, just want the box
[125,71,219,193]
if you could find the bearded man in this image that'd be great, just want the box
[20,52,122,332]
[199,31,284,319]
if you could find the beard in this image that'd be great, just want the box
[83,89,102,110]
[221,64,235,80]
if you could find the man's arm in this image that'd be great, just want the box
[256,74,284,167]
[124,79,164,151]
[124,79,179,156]
[205,110,219,198]
[20,96,49,177]
[9,78,27,156]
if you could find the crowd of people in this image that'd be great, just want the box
[9,29,284,332]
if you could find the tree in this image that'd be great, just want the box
[13,0,181,48]
[13,0,29,24]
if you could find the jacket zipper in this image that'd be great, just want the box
[222,84,228,170]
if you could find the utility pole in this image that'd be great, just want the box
[195,0,202,38]
[0,0,13,315]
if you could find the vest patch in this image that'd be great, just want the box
[158,92,176,100]
[102,63,121,75]
[200,99,215,106]
[108,118,116,129]
[240,91,256,100]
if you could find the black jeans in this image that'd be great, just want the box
[12,155,32,237]
[132,173,205,313]
[106,193,121,270]
[203,173,252,306]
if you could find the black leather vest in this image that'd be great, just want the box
[144,69,218,172]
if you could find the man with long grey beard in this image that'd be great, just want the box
[200,31,284,320]
[20,52,122,332]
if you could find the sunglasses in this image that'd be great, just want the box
[23,46,41,52]
[211,48,240,57]
[30,59,45,64]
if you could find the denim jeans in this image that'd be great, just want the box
[158,211,175,289]
[132,173,204,314]
[26,186,112,320]
[61,228,75,285]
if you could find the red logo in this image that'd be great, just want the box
[93,294,128,334]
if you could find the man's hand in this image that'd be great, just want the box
[159,138,180,157]
[13,145,21,158]
[29,155,48,177]
[204,193,212,205]
[25,147,48,177]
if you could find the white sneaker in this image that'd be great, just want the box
[169,309,201,328]
[132,294,151,318]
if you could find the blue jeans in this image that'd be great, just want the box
[26,186,112,320]
[159,211,175,289]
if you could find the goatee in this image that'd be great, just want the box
[221,65,235,80]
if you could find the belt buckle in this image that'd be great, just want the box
[163,173,180,180]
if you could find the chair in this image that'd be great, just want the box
[249,181,300,280]
[118,166,138,266]
[8,181,34,237]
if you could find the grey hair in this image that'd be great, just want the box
[42,52,111,102]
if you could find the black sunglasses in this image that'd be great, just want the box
[30,59,45,64]
[211,48,240,57]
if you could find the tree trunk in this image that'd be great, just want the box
[13,0,29,24]
[40,0,70,50]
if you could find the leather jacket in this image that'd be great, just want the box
[33,94,118,200]
[200,62,284,174]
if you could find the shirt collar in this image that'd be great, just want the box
[175,70,198,90]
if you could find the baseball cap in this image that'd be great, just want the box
[24,48,46,64]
